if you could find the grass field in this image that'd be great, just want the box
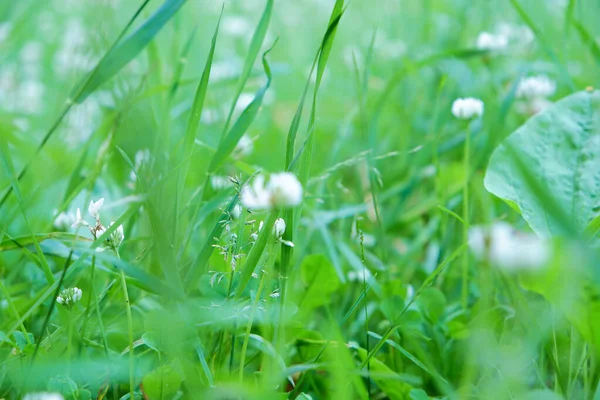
[2,0,600,399]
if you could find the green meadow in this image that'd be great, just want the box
[1,0,600,399]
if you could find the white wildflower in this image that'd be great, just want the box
[231,204,242,220]
[469,222,550,271]
[56,287,82,306]
[88,198,104,220]
[496,23,534,46]
[241,173,303,210]
[71,208,89,228]
[107,221,125,249]
[273,218,294,247]
[476,31,508,51]
[54,210,75,230]
[451,97,484,120]
[516,75,556,99]
[233,134,254,158]
[273,218,286,238]
[222,16,252,37]
[210,175,235,190]
[235,93,254,113]
[23,393,64,400]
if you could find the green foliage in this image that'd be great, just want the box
[485,90,600,237]
[3,0,600,399]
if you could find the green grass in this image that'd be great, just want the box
[2,0,600,399]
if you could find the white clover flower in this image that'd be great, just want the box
[233,134,254,158]
[451,97,484,120]
[273,218,294,247]
[496,23,534,46]
[476,31,508,51]
[129,148,152,185]
[273,218,286,238]
[54,210,75,230]
[469,222,550,271]
[71,208,89,228]
[222,16,252,37]
[95,222,124,252]
[56,287,82,306]
[88,198,104,220]
[108,221,125,249]
[241,173,303,210]
[231,204,242,219]
[516,75,556,99]
[23,393,64,400]
[235,93,254,113]
[268,173,303,207]
[210,175,235,190]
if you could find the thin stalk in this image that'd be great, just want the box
[79,254,97,354]
[67,307,73,375]
[239,244,274,382]
[238,269,268,382]
[117,250,135,398]
[461,122,471,309]
[0,280,31,343]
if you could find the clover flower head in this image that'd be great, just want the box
[56,287,82,306]
[469,222,550,271]
[476,31,508,51]
[234,134,254,158]
[516,75,556,99]
[23,393,64,400]
[88,198,104,221]
[451,97,484,120]
[240,173,303,210]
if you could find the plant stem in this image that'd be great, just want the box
[67,307,73,375]
[461,122,471,309]
[239,245,272,382]
[0,280,31,344]
[117,250,135,399]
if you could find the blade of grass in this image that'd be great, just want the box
[360,244,466,369]
[570,19,600,67]
[219,0,273,136]
[0,0,156,209]
[0,133,54,283]
[208,40,277,172]
[183,192,240,292]
[74,0,187,102]
[234,211,279,299]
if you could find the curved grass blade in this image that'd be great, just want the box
[234,211,279,298]
[220,0,273,135]
[508,0,575,90]
[183,192,240,291]
[0,0,170,209]
[571,19,600,67]
[208,40,277,172]
[74,0,187,103]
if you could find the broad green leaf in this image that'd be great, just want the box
[297,254,340,314]
[484,90,600,238]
